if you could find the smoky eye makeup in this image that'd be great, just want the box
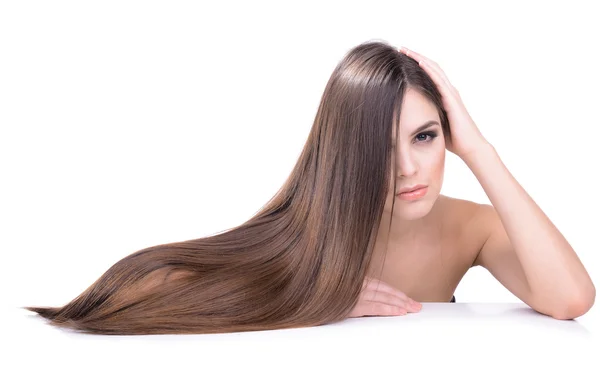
[415,130,438,143]
[390,129,439,147]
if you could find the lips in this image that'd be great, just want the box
[396,184,427,195]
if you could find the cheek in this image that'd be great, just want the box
[423,142,444,160]
[432,149,445,181]
[422,144,445,181]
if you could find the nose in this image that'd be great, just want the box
[396,146,418,177]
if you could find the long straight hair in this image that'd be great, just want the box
[24,40,451,335]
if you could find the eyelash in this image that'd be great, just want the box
[415,130,438,144]
[391,130,438,148]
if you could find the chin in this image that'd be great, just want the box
[395,206,431,220]
[391,192,436,217]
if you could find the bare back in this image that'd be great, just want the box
[366,195,484,302]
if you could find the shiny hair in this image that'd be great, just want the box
[24,39,451,335]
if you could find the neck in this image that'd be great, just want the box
[375,197,443,246]
[376,210,425,245]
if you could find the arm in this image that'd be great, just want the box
[465,143,595,320]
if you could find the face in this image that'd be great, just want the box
[383,88,446,220]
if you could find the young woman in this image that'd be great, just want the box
[24,41,595,335]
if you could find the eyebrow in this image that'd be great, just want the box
[410,120,440,136]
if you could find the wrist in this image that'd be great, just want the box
[460,140,496,165]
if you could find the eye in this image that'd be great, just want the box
[415,130,438,144]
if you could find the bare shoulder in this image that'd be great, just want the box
[436,194,481,228]
[437,195,488,267]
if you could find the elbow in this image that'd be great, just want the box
[551,284,596,320]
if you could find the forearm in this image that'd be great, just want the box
[462,143,595,317]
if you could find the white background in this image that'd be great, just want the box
[1,0,598,365]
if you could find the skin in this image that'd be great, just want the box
[378,87,447,244]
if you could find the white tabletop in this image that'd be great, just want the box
[6,302,598,367]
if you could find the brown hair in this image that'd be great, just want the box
[23,39,451,335]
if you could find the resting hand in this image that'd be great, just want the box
[347,276,422,317]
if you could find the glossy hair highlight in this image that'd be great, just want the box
[24,39,451,335]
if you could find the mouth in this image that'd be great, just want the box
[396,184,427,195]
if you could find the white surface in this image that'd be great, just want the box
[2,1,599,365]
[6,303,598,366]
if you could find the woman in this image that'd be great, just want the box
[24,40,595,335]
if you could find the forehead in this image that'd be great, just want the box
[392,88,439,135]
